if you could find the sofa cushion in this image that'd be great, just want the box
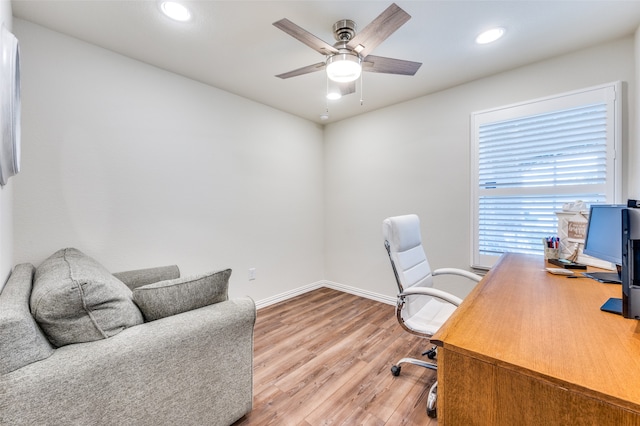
[132,269,231,321]
[0,263,55,374]
[113,265,181,290]
[31,248,144,347]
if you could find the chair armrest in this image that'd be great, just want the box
[433,267,483,283]
[399,287,463,306]
[113,265,180,290]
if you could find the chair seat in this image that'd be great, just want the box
[403,297,457,336]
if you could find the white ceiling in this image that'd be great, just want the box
[11,1,640,124]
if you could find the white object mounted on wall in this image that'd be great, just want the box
[0,25,20,186]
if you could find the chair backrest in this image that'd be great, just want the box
[383,214,434,293]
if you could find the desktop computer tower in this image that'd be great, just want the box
[621,207,640,319]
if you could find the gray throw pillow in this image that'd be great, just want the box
[132,269,231,321]
[31,248,144,347]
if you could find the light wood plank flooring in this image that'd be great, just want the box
[233,287,438,425]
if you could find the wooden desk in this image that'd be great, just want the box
[431,253,640,425]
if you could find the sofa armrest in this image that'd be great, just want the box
[113,265,180,290]
[0,297,256,426]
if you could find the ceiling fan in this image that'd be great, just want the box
[273,3,422,97]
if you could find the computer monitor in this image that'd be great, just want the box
[596,204,640,320]
[582,204,625,284]
[620,207,640,318]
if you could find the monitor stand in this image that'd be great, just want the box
[600,297,622,315]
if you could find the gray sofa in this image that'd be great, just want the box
[0,248,255,426]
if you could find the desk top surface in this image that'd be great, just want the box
[432,253,640,411]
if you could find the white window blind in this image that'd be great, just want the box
[471,83,621,269]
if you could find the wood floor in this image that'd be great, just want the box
[233,287,438,426]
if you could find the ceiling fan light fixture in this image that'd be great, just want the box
[326,53,362,83]
[476,27,505,44]
[160,1,191,22]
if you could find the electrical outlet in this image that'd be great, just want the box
[248,268,256,281]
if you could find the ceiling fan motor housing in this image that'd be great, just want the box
[326,19,362,82]
[333,19,357,42]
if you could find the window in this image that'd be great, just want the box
[471,82,621,269]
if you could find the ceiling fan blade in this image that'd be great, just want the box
[363,55,422,75]
[276,62,326,79]
[326,80,356,98]
[273,19,339,56]
[337,81,356,96]
[346,3,410,58]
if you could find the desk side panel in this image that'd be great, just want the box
[438,348,497,425]
[439,349,640,425]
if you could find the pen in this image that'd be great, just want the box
[546,236,559,249]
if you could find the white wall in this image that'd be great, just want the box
[0,0,12,291]
[12,19,325,302]
[9,16,639,305]
[324,36,637,300]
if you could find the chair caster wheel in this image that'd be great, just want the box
[391,365,401,376]
[427,405,437,418]
[427,381,438,418]
[423,346,437,359]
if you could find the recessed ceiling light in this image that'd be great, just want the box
[476,27,505,44]
[326,92,342,100]
[160,2,191,22]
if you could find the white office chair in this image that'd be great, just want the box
[383,214,481,418]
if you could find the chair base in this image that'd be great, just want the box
[391,357,437,375]
[390,357,438,418]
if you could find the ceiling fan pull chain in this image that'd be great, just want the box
[326,75,329,110]
[323,75,330,119]
[360,72,364,106]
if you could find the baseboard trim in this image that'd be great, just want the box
[322,280,396,306]
[255,280,395,310]
[254,281,324,309]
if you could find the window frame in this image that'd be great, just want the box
[470,82,622,270]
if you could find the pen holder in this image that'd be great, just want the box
[543,238,559,260]
[544,247,560,260]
